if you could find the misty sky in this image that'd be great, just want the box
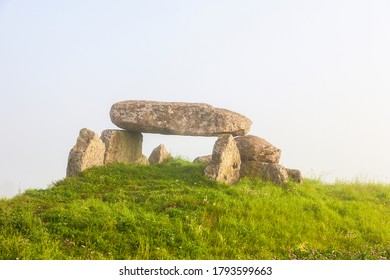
[1,0,389,198]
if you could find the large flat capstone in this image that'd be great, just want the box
[110,100,252,136]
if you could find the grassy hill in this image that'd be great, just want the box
[1,158,389,260]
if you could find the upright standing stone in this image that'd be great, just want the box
[204,135,241,184]
[110,100,252,136]
[101,129,143,164]
[149,144,171,164]
[66,128,106,177]
[235,135,281,163]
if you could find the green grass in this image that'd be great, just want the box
[1,158,389,260]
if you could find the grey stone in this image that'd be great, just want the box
[149,144,171,164]
[66,128,105,177]
[193,155,212,164]
[235,135,281,163]
[134,154,150,165]
[286,168,303,184]
[204,135,241,184]
[101,129,143,164]
[240,161,289,184]
[110,100,252,136]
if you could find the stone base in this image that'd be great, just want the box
[101,129,143,164]
[149,144,171,164]
[204,135,241,184]
[66,128,105,177]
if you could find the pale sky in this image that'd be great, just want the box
[1,0,389,198]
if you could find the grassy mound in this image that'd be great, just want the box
[0,158,389,260]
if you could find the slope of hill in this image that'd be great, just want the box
[0,158,389,260]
